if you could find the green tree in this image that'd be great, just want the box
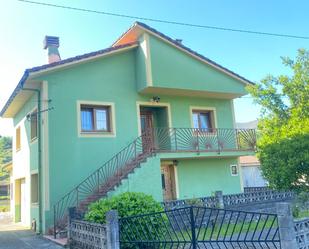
[0,136,12,177]
[247,49,309,190]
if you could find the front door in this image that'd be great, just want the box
[140,111,154,152]
[161,164,176,201]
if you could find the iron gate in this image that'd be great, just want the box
[119,206,281,249]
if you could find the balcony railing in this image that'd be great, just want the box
[143,128,256,153]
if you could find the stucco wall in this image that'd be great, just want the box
[176,157,241,199]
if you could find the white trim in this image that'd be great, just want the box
[136,101,172,136]
[42,80,50,210]
[77,100,116,138]
[173,165,180,199]
[230,164,239,176]
[189,106,218,128]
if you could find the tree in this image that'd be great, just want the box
[0,136,12,177]
[247,49,309,190]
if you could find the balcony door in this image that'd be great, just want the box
[140,111,154,152]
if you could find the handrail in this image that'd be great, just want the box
[52,127,256,237]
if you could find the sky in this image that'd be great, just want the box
[0,0,308,136]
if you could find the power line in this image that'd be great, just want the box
[17,0,309,40]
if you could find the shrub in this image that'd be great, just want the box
[85,192,165,249]
[85,192,163,223]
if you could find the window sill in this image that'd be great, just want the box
[31,202,39,207]
[79,131,116,138]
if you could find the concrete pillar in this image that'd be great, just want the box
[276,202,297,249]
[215,191,224,208]
[106,210,120,249]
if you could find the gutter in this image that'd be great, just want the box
[22,87,43,234]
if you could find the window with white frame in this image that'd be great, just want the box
[79,103,114,134]
[230,165,238,176]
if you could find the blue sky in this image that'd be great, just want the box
[0,0,308,135]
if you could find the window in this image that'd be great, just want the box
[161,174,166,189]
[192,110,215,130]
[30,109,38,141]
[230,165,238,176]
[31,174,38,204]
[80,104,111,133]
[16,127,21,151]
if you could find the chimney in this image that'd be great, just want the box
[43,36,61,63]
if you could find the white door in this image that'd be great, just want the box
[20,179,27,224]
[242,166,267,187]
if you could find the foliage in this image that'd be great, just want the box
[247,49,309,190]
[85,192,165,249]
[185,198,204,206]
[293,191,309,218]
[85,192,164,223]
[259,134,309,190]
[0,136,12,178]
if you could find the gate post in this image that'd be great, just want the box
[106,210,120,249]
[276,202,297,249]
[215,191,224,208]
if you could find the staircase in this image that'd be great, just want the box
[52,132,154,237]
[52,127,256,237]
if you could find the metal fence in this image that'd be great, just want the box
[119,206,281,249]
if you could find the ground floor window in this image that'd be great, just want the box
[31,174,38,204]
[230,165,238,176]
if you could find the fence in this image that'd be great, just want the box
[67,202,302,249]
[163,189,295,211]
[119,205,281,249]
[294,218,309,249]
[68,208,119,249]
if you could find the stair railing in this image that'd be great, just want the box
[52,128,256,237]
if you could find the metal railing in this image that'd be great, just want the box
[152,127,256,153]
[119,205,281,249]
[53,128,256,237]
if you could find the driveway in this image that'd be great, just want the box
[0,212,63,249]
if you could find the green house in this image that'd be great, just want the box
[0,22,256,234]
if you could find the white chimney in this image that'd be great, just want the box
[43,36,61,63]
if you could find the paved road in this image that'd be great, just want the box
[0,212,63,249]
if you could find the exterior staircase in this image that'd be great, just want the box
[51,128,256,237]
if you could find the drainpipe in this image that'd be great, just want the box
[22,87,42,234]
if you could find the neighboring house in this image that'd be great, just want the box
[239,156,268,188]
[236,120,267,188]
[0,22,256,234]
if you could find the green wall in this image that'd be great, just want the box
[148,35,247,95]
[176,157,241,199]
[108,156,163,202]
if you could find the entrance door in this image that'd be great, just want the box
[140,111,154,152]
[161,164,176,201]
[20,178,27,224]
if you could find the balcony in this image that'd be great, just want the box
[142,128,256,155]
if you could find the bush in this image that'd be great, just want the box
[85,192,164,223]
[85,192,165,249]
